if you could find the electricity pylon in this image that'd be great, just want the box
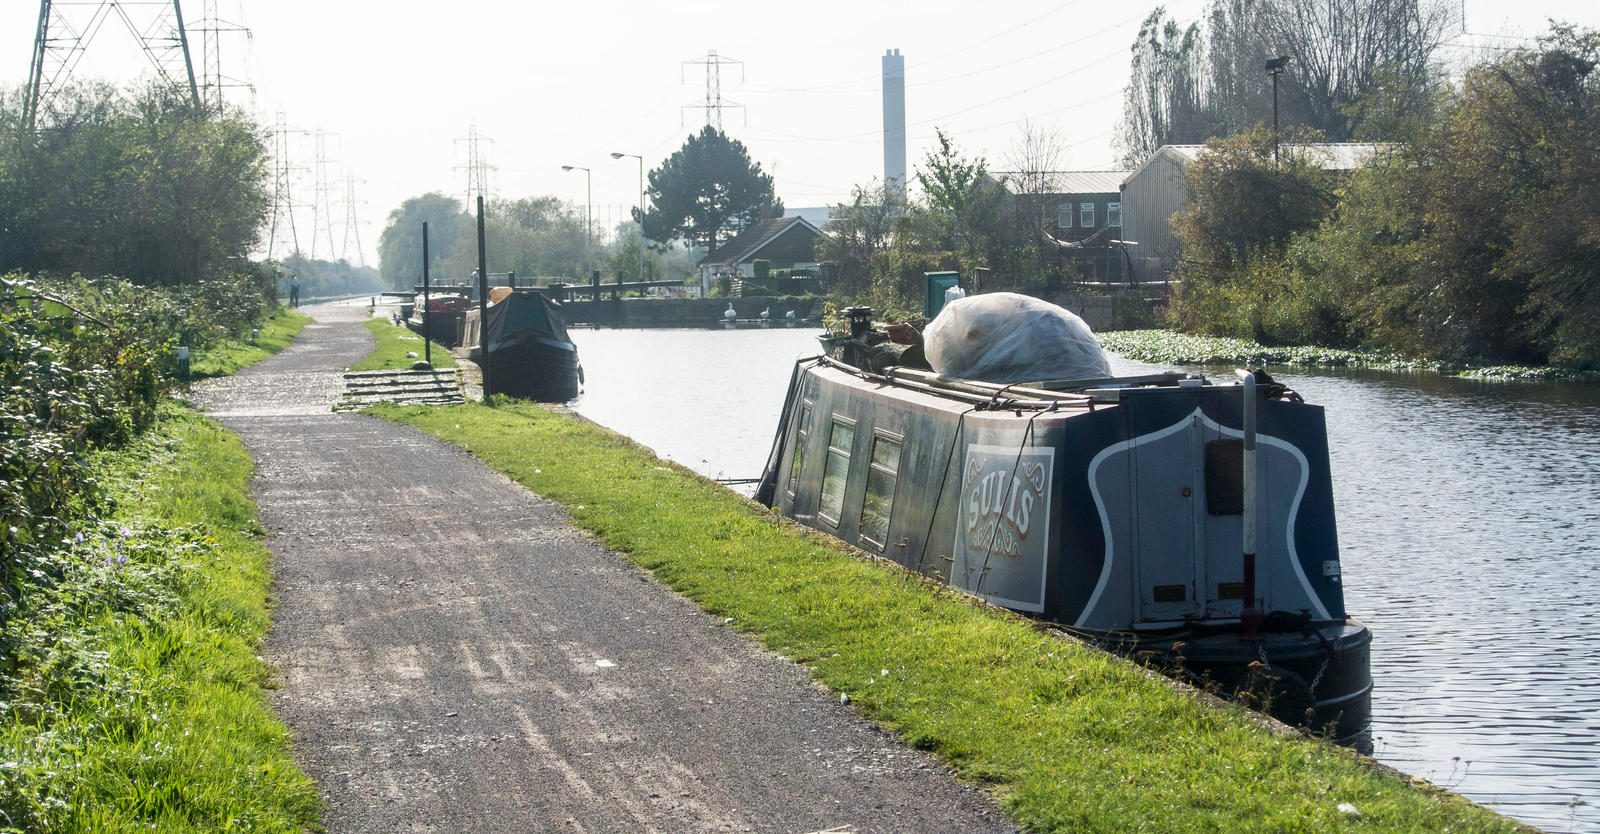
[339,172,367,267]
[308,129,338,260]
[266,110,309,260]
[455,122,496,208]
[682,49,744,130]
[25,0,201,130]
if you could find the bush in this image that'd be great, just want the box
[0,269,277,625]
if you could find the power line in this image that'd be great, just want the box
[742,50,1127,147]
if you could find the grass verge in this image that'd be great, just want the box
[349,317,456,372]
[372,399,1530,834]
[1100,329,1600,380]
[0,406,319,832]
[190,307,313,379]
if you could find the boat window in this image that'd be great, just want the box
[1205,439,1244,515]
[787,403,812,499]
[819,418,855,526]
[859,432,903,550]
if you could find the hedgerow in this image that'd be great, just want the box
[0,270,313,830]
[0,276,164,623]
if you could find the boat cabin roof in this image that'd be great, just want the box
[817,356,1201,413]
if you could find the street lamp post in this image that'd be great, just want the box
[1264,56,1291,165]
[561,164,592,282]
[610,152,645,287]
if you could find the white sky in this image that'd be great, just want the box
[3,0,1596,269]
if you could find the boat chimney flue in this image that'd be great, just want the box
[1237,368,1264,639]
[844,306,875,340]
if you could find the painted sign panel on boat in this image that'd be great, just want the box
[953,443,1054,613]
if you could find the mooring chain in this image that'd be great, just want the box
[1309,651,1331,695]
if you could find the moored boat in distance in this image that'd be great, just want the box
[461,287,582,402]
[755,299,1372,748]
[407,292,470,348]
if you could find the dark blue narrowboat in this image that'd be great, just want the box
[461,288,582,402]
[756,355,1372,747]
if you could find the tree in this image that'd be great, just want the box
[916,129,1007,271]
[1118,9,1217,164]
[816,180,906,298]
[606,225,669,288]
[1003,120,1070,273]
[1166,127,1339,340]
[640,126,780,256]
[1173,127,1337,276]
[1401,24,1600,366]
[278,254,384,299]
[0,81,270,285]
[377,193,470,289]
[474,196,589,282]
[1116,0,1455,165]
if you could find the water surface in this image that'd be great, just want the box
[569,326,1600,834]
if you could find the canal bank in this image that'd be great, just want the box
[194,303,1014,833]
[378,396,1532,834]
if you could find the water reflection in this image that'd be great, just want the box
[570,328,1600,834]
[568,326,825,490]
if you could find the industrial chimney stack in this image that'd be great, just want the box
[882,49,906,193]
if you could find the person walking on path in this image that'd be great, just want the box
[288,275,301,308]
[191,302,1014,834]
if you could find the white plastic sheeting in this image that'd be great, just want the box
[922,292,1110,383]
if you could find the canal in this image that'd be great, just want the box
[568,325,1600,834]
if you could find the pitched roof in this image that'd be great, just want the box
[698,216,823,268]
[995,171,1130,196]
[1124,142,1394,184]
[1054,171,1131,194]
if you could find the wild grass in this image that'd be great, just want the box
[372,399,1532,834]
[189,307,312,379]
[0,409,319,832]
[348,317,456,372]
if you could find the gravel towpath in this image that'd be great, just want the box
[193,303,1016,834]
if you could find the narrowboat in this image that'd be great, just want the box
[407,292,470,348]
[460,288,582,402]
[755,324,1372,748]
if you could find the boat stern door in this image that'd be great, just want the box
[1090,391,1331,629]
[1126,410,1208,626]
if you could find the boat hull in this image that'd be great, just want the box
[474,335,581,402]
[406,294,469,348]
[462,291,582,402]
[758,357,1372,745]
[1123,620,1373,750]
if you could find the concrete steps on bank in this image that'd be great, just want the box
[338,368,465,410]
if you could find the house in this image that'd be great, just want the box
[997,171,1133,282]
[1045,171,1132,282]
[695,215,824,295]
[1120,143,1391,277]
